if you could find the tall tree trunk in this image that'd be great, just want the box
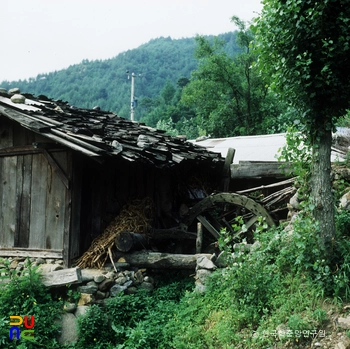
[311,128,335,259]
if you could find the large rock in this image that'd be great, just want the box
[63,303,77,314]
[110,284,128,296]
[139,281,154,291]
[78,285,98,294]
[115,276,128,285]
[10,94,25,104]
[196,269,212,284]
[57,313,78,345]
[75,306,88,318]
[98,278,115,291]
[215,252,228,268]
[335,336,350,349]
[196,255,216,270]
[133,270,144,285]
[94,275,105,283]
[8,87,20,95]
[78,293,94,306]
[81,269,105,282]
[289,190,300,210]
[194,280,206,293]
[95,291,107,300]
[340,191,350,211]
[337,316,350,329]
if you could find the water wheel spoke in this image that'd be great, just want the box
[196,215,221,239]
[181,192,276,250]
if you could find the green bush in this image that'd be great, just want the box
[0,259,63,349]
[3,207,350,349]
[75,278,193,349]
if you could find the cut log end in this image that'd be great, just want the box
[115,231,134,252]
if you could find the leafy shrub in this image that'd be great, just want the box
[0,258,63,349]
[75,278,193,349]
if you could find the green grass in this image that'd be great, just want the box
[2,210,350,349]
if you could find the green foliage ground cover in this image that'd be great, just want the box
[2,203,350,348]
[0,259,63,349]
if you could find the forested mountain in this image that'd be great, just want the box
[0,33,241,120]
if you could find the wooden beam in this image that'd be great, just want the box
[40,267,82,287]
[41,149,70,189]
[40,132,104,162]
[231,161,292,178]
[0,107,51,132]
[197,215,221,239]
[150,228,197,240]
[221,147,235,191]
[0,248,63,259]
[51,129,108,156]
[63,151,73,267]
[0,145,41,157]
[236,177,295,194]
[116,251,213,269]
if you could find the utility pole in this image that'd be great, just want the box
[130,72,135,121]
[126,71,140,121]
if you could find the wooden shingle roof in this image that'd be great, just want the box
[0,90,223,168]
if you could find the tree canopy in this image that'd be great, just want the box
[180,17,289,137]
[253,0,350,257]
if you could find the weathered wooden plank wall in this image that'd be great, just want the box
[0,116,72,261]
[1,156,17,245]
[0,117,16,246]
[45,151,68,249]
[29,152,48,248]
[17,154,32,247]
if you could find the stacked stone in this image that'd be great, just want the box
[66,266,155,308]
[0,256,64,278]
[194,255,217,293]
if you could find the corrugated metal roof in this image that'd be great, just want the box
[191,132,347,163]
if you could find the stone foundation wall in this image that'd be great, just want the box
[0,254,219,301]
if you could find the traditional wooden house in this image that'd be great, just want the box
[0,89,223,267]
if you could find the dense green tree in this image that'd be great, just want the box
[139,78,197,135]
[181,17,288,137]
[161,81,176,105]
[254,0,350,258]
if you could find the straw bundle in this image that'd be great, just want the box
[76,197,154,269]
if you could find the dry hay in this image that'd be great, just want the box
[76,197,154,269]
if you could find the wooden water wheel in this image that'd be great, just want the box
[179,192,276,247]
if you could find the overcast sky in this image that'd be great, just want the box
[0,0,263,82]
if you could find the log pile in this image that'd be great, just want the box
[76,197,154,269]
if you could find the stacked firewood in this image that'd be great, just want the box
[76,197,154,269]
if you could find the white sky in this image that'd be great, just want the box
[0,0,263,82]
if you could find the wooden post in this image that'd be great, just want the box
[196,222,203,253]
[221,147,235,191]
